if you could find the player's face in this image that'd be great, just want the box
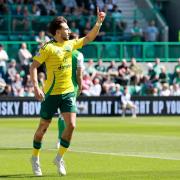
[60,22,71,41]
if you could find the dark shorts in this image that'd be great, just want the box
[40,92,76,120]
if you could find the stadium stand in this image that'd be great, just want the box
[0,0,179,97]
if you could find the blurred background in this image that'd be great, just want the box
[0,0,179,116]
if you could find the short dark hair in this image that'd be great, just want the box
[48,16,67,36]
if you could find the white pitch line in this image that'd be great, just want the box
[69,149,180,161]
[1,146,180,161]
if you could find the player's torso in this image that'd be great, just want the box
[44,41,74,95]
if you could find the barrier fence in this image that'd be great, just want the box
[0,96,179,117]
[1,41,180,62]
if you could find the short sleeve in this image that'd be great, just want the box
[77,52,84,68]
[33,46,49,64]
[72,38,84,50]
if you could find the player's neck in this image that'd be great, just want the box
[53,36,65,43]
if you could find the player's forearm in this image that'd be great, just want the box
[83,22,102,45]
[30,66,38,88]
[77,69,83,91]
[30,62,39,88]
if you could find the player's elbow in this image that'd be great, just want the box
[83,35,94,45]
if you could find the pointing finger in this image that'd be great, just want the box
[97,6,99,14]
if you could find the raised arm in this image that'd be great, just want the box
[83,7,106,46]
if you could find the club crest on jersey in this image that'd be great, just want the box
[56,49,61,54]
[64,45,71,52]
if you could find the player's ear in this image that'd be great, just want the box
[56,29,61,35]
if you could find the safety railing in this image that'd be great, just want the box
[0,41,179,62]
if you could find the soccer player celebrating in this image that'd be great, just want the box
[30,8,106,176]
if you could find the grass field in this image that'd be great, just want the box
[0,117,180,180]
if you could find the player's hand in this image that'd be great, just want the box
[34,86,45,101]
[97,7,106,23]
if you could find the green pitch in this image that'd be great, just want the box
[0,117,180,180]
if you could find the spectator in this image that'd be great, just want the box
[94,59,106,72]
[0,84,13,96]
[42,0,57,15]
[131,20,143,42]
[70,21,80,35]
[102,75,115,95]
[62,0,77,9]
[173,58,180,83]
[111,5,122,23]
[140,75,153,95]
[0,76,6,94]
[0,44,8,78]
[159,83,170,96]
[152,87,159,96]
[159,66,168,84]
[7,59,17,83]
[35,30,50,46]
[88,77,102,96]
[116,59,130,86]
[121,86,136,118]
[25,86,34,97]
[24,74,33,88]
[107,60,118,77]
[0,0,9,29]
[38,72,45,89]
[0,0,9,15]
[11,73,23,96]
[18,42,32,75]
[153,58,161,76]
[12,5,30,31]
[105,0,114,12]
[85,59,96,79]
[145,20,159,42]
[147,63,157,83]
[112,84,122,96]
[131,20,143,58]
[82,73,93,96]
[118,59,129,71]
[96,0,105,11]
[129,58,143,85]
[31,3,41,16]
[170,83,180,96]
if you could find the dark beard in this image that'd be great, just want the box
[62,36,69,41]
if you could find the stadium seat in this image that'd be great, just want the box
[80,44,97,61]
[9,35,20,41]
[0,35,8,41]
[20,35,33,41]
[7,44,20,60]
[101,44,120,59]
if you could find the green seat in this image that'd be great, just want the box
[101,44,119,58]
[80,44,97,61]
[9,35,20,41]
[0,35,8,41]
[20,35,32,41]
[7,44,20,60]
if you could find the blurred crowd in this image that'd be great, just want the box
[0,39,179,97]
[0,0,159,42]
[0,0,176,97]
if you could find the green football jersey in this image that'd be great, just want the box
[72,50,84,93]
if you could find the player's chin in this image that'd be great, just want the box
[64,36,69,41]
